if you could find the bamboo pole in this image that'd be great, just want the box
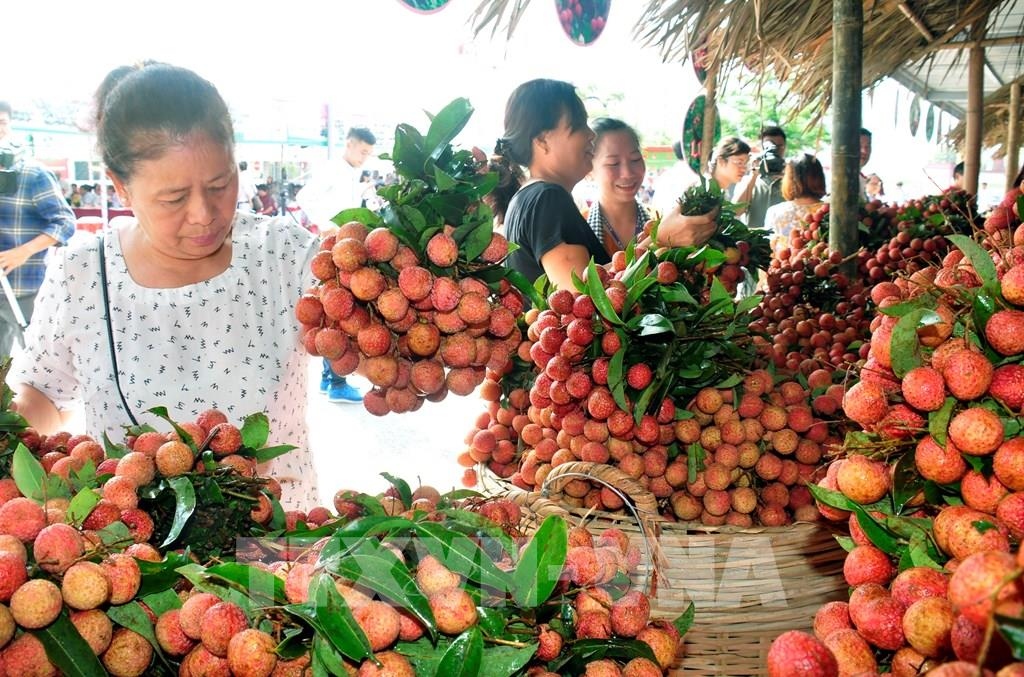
[964,15,988,195]
[700,60,719,174]
[1007,81,1021,192]
[830,0,862,261]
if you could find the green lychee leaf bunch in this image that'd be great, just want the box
[785,230,1024,675]
[0,358,29,476]
[296,99,533,417]
[671,175,772,286]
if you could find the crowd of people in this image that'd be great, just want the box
[0,67,1002,509]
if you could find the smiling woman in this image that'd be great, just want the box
[7,62,321,509]
[587,117,649,255]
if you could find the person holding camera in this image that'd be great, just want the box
[0,101,77,358]
[747,125,788,231]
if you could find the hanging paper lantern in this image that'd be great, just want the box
[555,0,611,45]
[909,95,922,137]
[396,0,452,12]
[683,94,722,174]
[925,104,935,142]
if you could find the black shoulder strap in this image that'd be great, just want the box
[97,235,139,426]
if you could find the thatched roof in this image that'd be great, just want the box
[947,76,1024,155]
[472,0,1023,129]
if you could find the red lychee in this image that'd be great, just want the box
[948,406,1004,455]
[986,309,1024,355]
[842,381,889,429]
[941,349,994,400]
[767,630,838,677]
[901,366,946,411]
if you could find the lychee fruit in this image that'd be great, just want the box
[10,578,63,628]
[636,625,679,671]
[914,434,967,484]
[0,497,46,543]
[609,590,650,638]
[32,522,84,574]
[226,628,278,677]
[942,349,994,400]
[948,407,1004,455]
[102,627,153,677]
[71,608,113,655]
[179,592,221,640]
[902,596,955,658]
[1,633,57,677]
[155,608,195,657]
[155,440,194,476]
[575,610,612,639]
[842,381,888,429]
[948,550,1022,628]
[200,601,249,657]
[101,553,142,605]
[843,544,896,586]
[353,601,401,652]
[357,651,415,676]
[536,623,563,661]
[427,587,478,635]
[397,266,433,302]
[990,364,1024,411]
[62,560,111,610]
[426,232,458,267]
[416,555,460,596]
[901,366,946,411]
[821,628,876,676]
[115,451,156,486]
[985,309,1024,355]
[890,566,949,607]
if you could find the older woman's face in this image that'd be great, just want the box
[112,133,238,260]
[592,130,646,206]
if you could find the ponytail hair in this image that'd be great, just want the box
[485,138,524,226]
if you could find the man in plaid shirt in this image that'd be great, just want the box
[0,101,76,358]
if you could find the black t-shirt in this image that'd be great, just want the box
[505,181,610,284]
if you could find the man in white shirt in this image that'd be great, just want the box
[236,161,260,213]
[297,127,377,404]
[652,141,700,217]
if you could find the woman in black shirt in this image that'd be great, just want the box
[490,79,608,288]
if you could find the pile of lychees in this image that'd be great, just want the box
[295,99,528,416]
[769,228,1024,675]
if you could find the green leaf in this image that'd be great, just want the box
[879,299,930,317]
[996,613,1024,660]
[624,276,661,312]
[511,515,567,607]
[463,220,494,262]
[249,444,296,464]
[67,488,101,527]
[206,562,286,606]
[411,522,512,591]
[239,412,270,450]
[102,431,130,459]
[928,398,957,446]
[325,542,436,641]
[436,627,483,677]
[380,473,413,508]
[586,260,622,325]
[673,602,696,636]
[505,269,545,310]
[687,442,705,485]
[835,535,856,552]
[735,293,763,316]
[434,508,517,559]
[33,611,107,676]
[637,313,674,337]
[176,563,259,616]
[12,443,46,501]
[145,406,198,454]
[286,573,374,664]
[330,207,383,228]
[141,588,183,616]
[161,476,197,548]
[548,638,657,673]
[907,530,945,571]
[312,634,352,677]
[891,453,923,515]
[96,521,133,548]
[106,601,164,664]
[948,234,999,296]
[433,165,457,191]
[890,308,932,378]
[973,290,999,336]
[425,98,473,161]
[714,373,743,389]
[707,276,734,312]
[806,484,901,555]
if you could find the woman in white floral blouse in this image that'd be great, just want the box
[9,63,320,509]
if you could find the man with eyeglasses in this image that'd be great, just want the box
[747,125,788,230]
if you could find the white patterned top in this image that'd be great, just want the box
[10,213,320,509]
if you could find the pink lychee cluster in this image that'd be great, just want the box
[297,221,526,416]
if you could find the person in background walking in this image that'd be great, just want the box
[0,101,76,358]
[296,126,377,403]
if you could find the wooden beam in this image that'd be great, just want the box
[897,1,933,41]
[830,0,862,262]
[932,34,1024,50]
[965,15,988,195]
[700,60,719,173]
[1008,81,1021,192]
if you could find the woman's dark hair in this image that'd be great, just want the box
[708,136,750,173]
[781,154,827,200]
[94,62,234,181]
[488,79,588,223]
[591,117,640,151]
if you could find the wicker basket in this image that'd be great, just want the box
[539,462,849,677]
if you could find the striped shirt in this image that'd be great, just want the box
[0,160,76,295]
[587,200,650,253]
